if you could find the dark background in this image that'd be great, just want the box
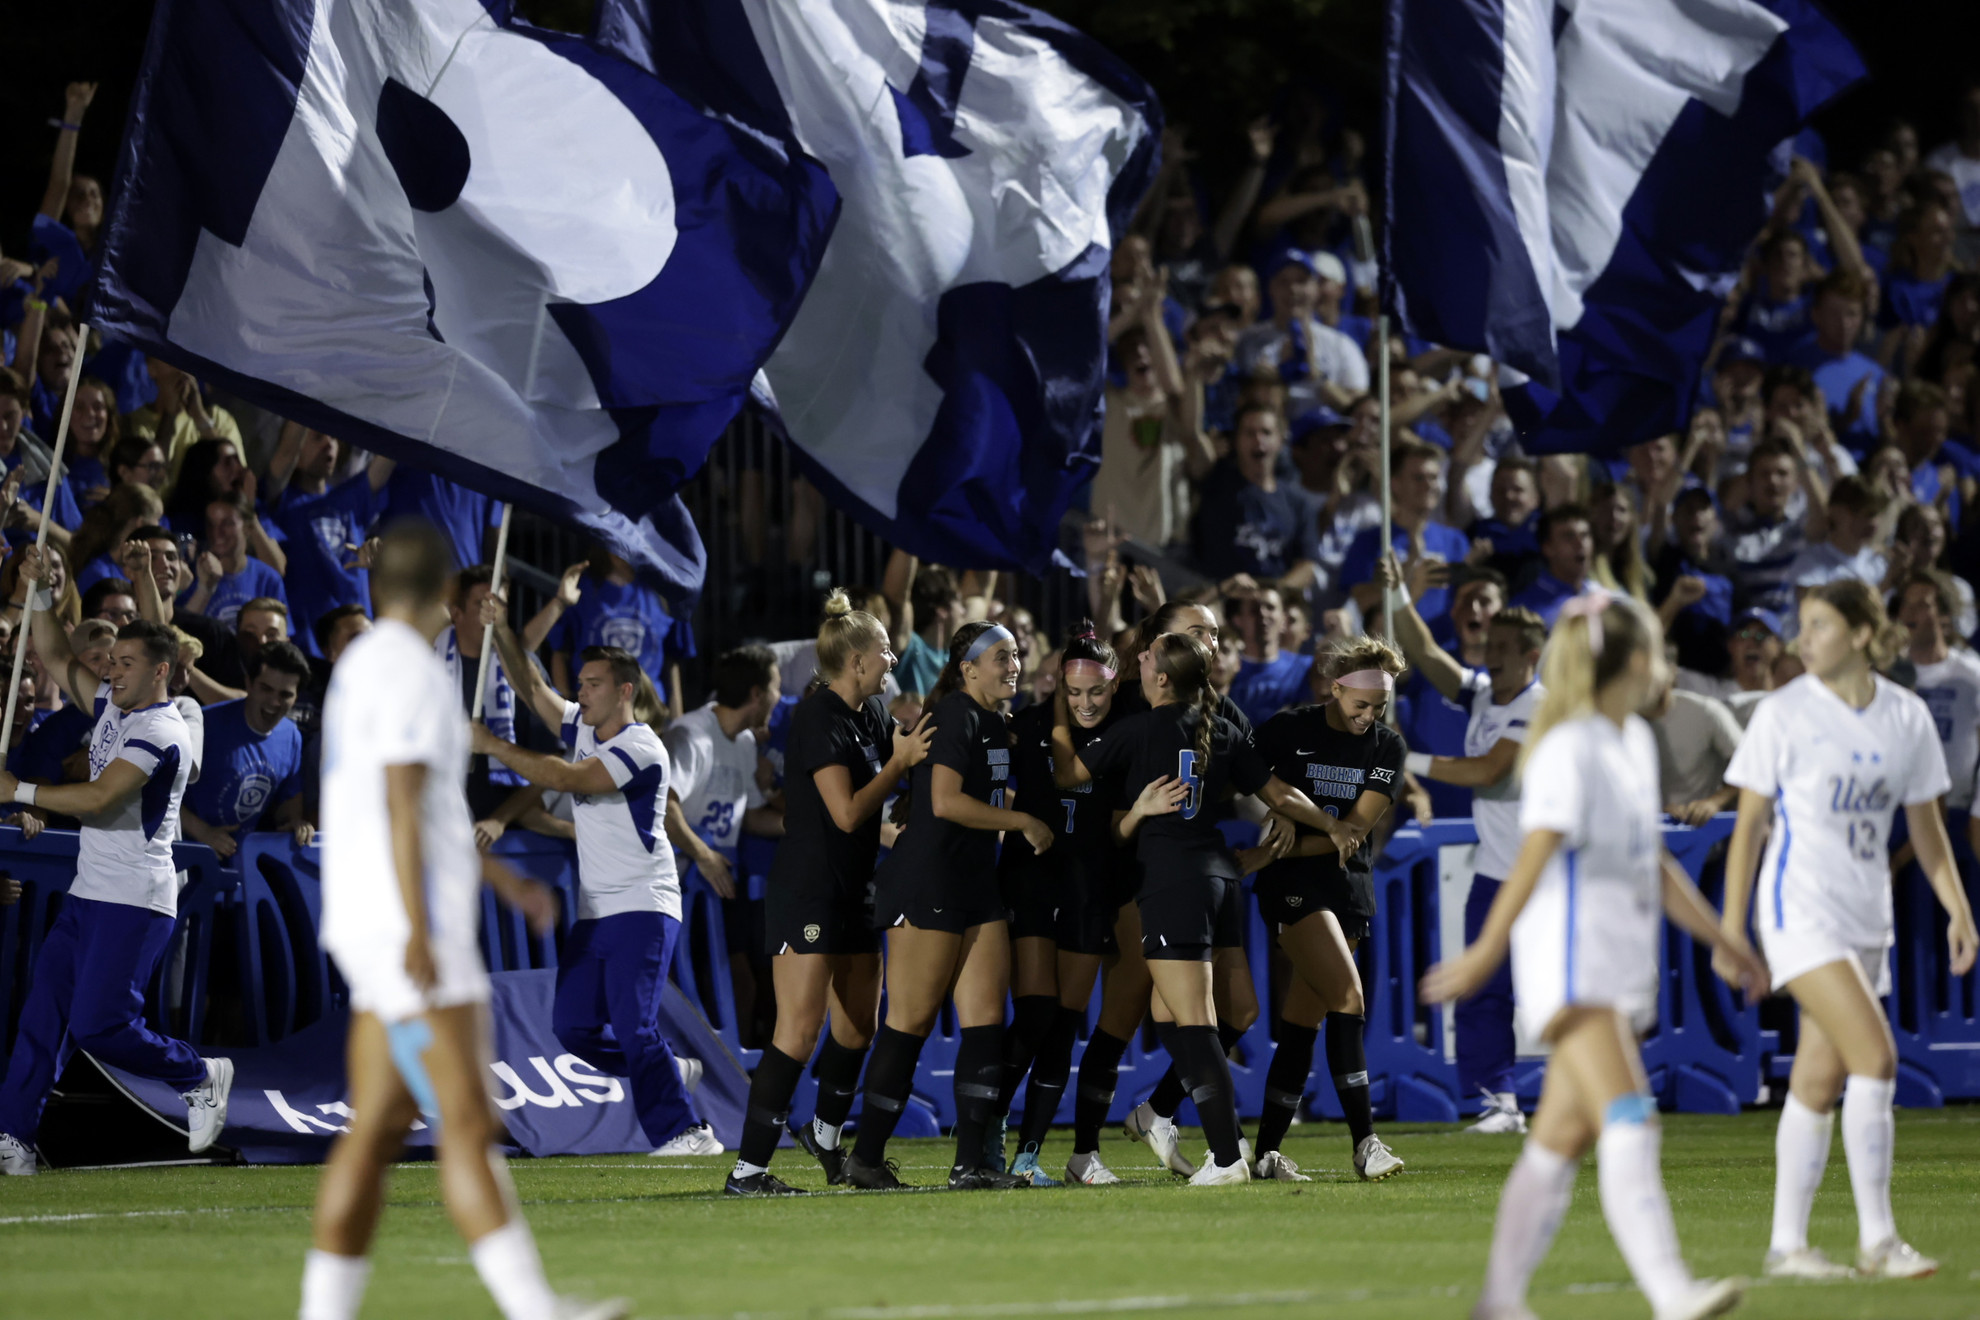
[1,0,1970,280]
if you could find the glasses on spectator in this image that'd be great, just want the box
[1733,626,1773,643]
[102,606,139,625]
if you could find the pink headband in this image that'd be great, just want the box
[1557,589,1616,656]
[1335,668,1395,691]
[1064,659,1116,681]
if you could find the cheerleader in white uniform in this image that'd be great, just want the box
[1721,579,1978,1280]
[1424,591,1767,1320]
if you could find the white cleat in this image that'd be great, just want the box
[1469,1306,1540,1320]
[1762,1246,1853,1279]
[1857,1236,1937,1279]
[555,1297,632,1320]
[1123,1102,1196,1177]
[1354,1134,1404,1181]
[675,1056,703,1094]
[183,1057,234,1154]
[649,1123,724,1157]
[1187,1154,1252,1186]
[0,1133,37,1176]
[1253,1150,1312,1182]
[1063,1151,1123,1185]
[1653,1278,1743,1320]
[1466,1090,1527,1135]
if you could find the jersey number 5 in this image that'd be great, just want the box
[1177,750,1204,821]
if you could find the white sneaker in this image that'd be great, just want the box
[1467,1090,1527,1135]
[1763,1246,1853,1279]
[1186,1154,1251,1186]
[1123,1102,1196,1177]
[1253,1150,1312,1182]
[1064,1151,1122,1185]
[1469,1306,1539,1320]
[555,1297,632,1320]
[675,1056,703,1094]
[1653,1277,1743,1320]
[1857,1236,1937,1279]
[650,1123,724,1157]
[1354,1134,1404,1181]
[183,1057,234,1154]
[0,1133,36,1176]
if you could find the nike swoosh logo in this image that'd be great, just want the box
[1295,748,1314,756]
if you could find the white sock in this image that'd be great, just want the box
[1596,1110,1693,1314]
[299,1249,371,1320]
[469,1219,558,1320]
[1769,1094,1833,1253]
[731,1158,769,1178]
[1477,1140,1577,1311]
[1841,1074,1897,1251]
[813,1117,843,1151]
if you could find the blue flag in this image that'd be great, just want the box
[1384,0,1863,453]
[597,0,1161,572]
[91,0,838,601]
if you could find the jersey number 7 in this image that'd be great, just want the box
[1176,750,1204,821]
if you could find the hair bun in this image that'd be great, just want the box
[821,588,852,618]
[1068,617,1099,643]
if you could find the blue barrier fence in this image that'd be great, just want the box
[4,814,1976,1138]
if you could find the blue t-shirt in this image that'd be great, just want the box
[1339,521,1472,624]
[1912,459,1963,531]
[184,700,305,832]
[1469,512,1541,580]
[272,474,378,656]
[1791,345,1885,456]
[7,705,76,783]
[3,447,83,533]
[546,577,695,702]
[1227,651,1315,728]
[1395,667,1472,820]
[382,467,497,571]
[1878,271,1951,331]
[73,553,124,595]
[1509,570,1592,629]
[27,214,92,310]
[199,557,289,630]
[1193,467,1305,579]
[895,633,945,698]
[63,455,110,511]
[1733,289,1812,361]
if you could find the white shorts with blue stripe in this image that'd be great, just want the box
[1510,873,1660,1043]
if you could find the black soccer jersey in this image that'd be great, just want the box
[1002,701,1121,872]
[1114,683,1255,744]
[888,690,1010,879]
[770,688,893,897]
[1253,704,1406,882]
[1078,703,1269,887]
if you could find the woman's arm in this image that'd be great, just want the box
[37,84,95,221]
[929,763,1044,838]
[1662,852,1768,995]
[1114,775,1188,845]
[1419,829,1566,1001]
[1905,801,1980,975]
[1275,785,1393,858]
[1718,788,1773,942]
[1049,687,1094,789]
[814,715,934,833]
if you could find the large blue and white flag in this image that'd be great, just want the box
[93,0,838,600]
[597,0,1161,572]
[1384,0,1862,452]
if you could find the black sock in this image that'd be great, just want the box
[1217,1018,1248,1060]
[851,1026,926,1166]
[1073,1028,1129,1154]
[997,995,1057,1116]
[950,1024,1004,1172]
[1018,1008,1083,1150]
[738,1045,805,1169]
[812,1036,867,1138]
[1255,1021,1318,1155]
[1148,1023,1186,1118]
[1326,1012,1374,1146]
[1172,1024,1243,1167]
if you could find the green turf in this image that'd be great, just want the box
[4,1111,1980,1319]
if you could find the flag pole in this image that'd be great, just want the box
[3,324,91,757]
[471,503,514,722]
[1377,313,1394,640]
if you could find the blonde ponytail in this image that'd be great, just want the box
[1519,595,1657,772]
[816,586,887,681]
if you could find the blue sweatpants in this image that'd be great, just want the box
[1454,874,1517,1099]
[0,896,206,1143]
[552,912,701,1147]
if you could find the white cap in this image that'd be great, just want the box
[1310,250,1347,285]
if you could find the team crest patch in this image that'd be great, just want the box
[803,924,822,944]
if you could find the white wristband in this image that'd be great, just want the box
[13,783,36,807]
[1404,752,1433,778]
[1385,584,1411,615]
[25,587,52,614]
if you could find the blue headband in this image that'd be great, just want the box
[962,625,1016,664]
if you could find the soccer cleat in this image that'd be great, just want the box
[1857,1237,1937,1279]
[842,1153,909,1190]
[1123,1102,1197,1177]
[0,1133,36,1176]
[1186,1155,1252,1186]
[948,1164,1031,1190]
[983,1112,1008,1173]
[1064,1151,1122,1185]
[1467,1089,1527,1135]
[1253,1149,1312,1182]
[1652,1278,1743,1320]
[1762,1246,1853,1279]
[790,1120,848,1186]
[1010,1145,1062,1187]
[724,1169,808,1197]
[1354,1134,1404,1181]
[650,1123,723,1157]
[183,1056,234,1154]
[1468,1307,1539,1320]
[675,1056,704,1094]
[554,1296,632,1320]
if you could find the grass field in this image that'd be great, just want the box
[4,1112,1980,1320]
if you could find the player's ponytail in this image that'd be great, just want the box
[1521,592,1657,773]
[1806,579,1908,671]
[1151,632,1219,765]
[816,587,888,682]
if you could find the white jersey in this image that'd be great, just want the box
[1910,650,1980,811]
[1725,674,1950,949]
[560,701,681,921]
[320,620,483,1015]
[173,694,205,782]
[72,682,194,916]
[662,703,767,859]
[1511,714,1664,1035]
[1459,670,1543,881]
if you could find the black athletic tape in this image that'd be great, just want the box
[1188,1083,1219,1106]
[864,1092,905,1114]
[955,1082,1000,1101]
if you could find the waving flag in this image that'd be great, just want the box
[92,0,838,601]
[597,0,1161,572]
[1383,0,1862,453]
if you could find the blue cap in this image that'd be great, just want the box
[1732,607,1784,638]
[1719,336,1767,368]
[1290,406,1350,441]
[1268,248,1319,281]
